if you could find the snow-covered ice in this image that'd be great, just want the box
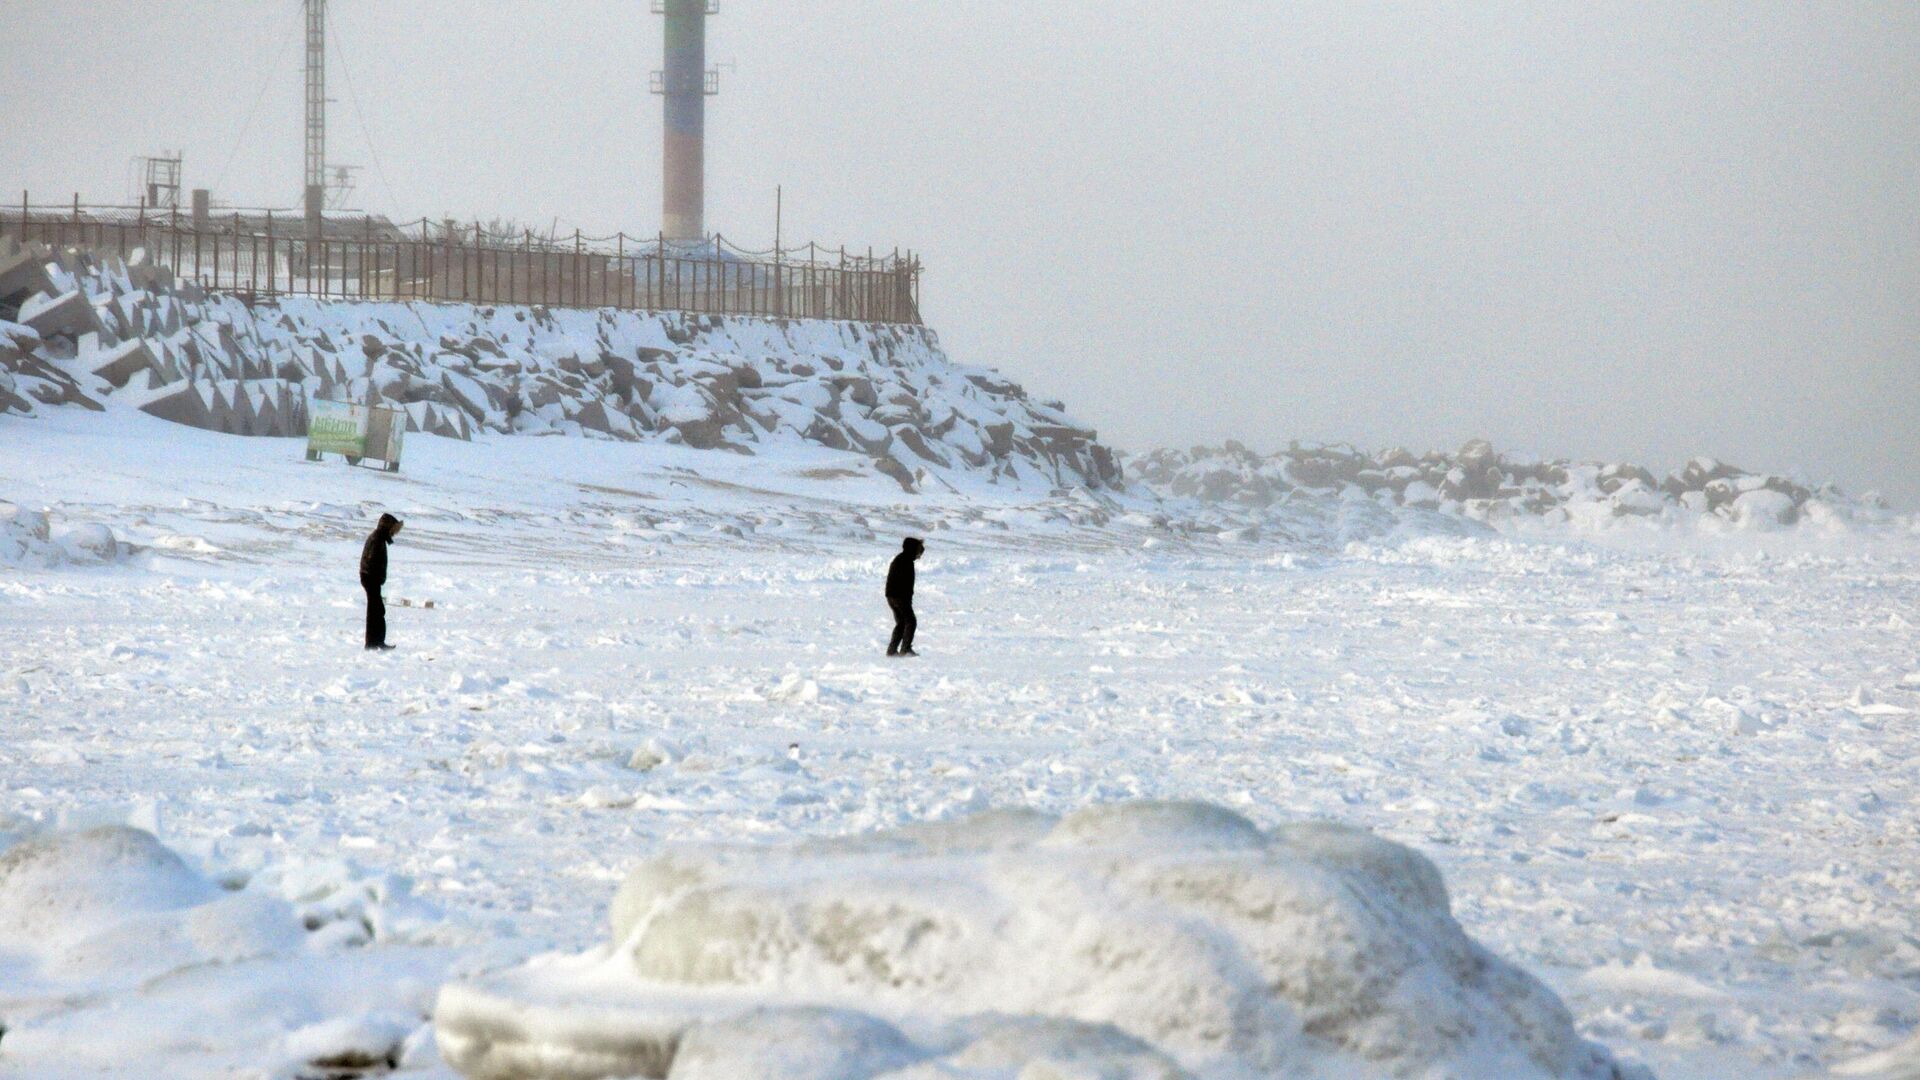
[436,800,1634,1079]
[3,404,1919,1078]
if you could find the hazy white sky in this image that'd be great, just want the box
[3,2,1916,502]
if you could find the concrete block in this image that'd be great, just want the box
[85,337,159,388]
[250,383,283,436]
[227,380,259,434]
[18,289,99,340]
[0,240,52,306]
[10,352,103,412]
[136,380,213,429]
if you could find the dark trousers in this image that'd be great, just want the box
[363,581,386,648]
[888,597,916,654]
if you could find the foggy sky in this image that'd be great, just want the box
[4,2,1916,503]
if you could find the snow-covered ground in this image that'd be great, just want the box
[4,406,1919,1078]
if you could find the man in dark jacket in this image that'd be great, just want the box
[360,513,404,650]
[885,537,924,657]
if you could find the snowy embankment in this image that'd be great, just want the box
[0,236,1119,493]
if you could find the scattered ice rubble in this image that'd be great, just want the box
[434,800,1644,1080]
[0,236,1119,493]
[0,500,126,568]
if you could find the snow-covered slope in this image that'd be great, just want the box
[0,237,1119,493]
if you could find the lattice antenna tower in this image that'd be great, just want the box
[304,0,327,226]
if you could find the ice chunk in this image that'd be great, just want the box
[1733,488,1798,528]
[0,827,304,994]
[436,800,1627,1080]
[0,826,214,945]
[60,522,120,561]
[1038,799,1266,851]
[279,1012,417,1075]
[1825,1028,1920,1079]
[671,1007,920,1080]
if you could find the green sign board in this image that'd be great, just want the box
[307,399,369,456]
[306,399,406,471]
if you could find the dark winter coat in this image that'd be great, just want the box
[360,514,401,587]
[885,552,914,600]
[885,538,923,600]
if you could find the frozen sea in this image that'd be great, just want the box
[3,408,1918,1078]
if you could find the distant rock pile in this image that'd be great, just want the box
[0,236,1120,492]
[1131,439,1880,528]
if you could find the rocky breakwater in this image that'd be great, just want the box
[1130,439,1885,529]
[0,236,1120,494]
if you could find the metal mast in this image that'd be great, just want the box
[304,0,327,233]
[652,0,718,242]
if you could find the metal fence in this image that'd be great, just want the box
[0,199,923,326]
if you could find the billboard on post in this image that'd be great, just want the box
[307,399,371,457]
[306,399,404,471]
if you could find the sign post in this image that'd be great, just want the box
[306,398,404,471]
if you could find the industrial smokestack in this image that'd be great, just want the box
[659,0,713,242]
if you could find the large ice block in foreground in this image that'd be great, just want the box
[435,801,1636,1080]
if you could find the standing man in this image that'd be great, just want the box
[886,536,924,657]
[360,513,404,651]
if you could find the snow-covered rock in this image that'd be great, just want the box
[434,801,1634,1080]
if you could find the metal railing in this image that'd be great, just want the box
[0,198,923,326]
